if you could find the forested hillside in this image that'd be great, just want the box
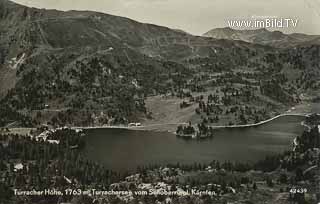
[0,0,319,128]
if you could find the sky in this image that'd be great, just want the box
[12,0,320,35]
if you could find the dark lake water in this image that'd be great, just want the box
[83,115,306,172]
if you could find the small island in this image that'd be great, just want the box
[176,122,214,139]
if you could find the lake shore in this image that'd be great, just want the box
[72,113,309,133]
[6,102,319,134]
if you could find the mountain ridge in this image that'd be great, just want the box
[203,27,320,48]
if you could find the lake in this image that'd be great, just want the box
[83,115,306,172]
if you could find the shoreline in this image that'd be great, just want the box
[5,112,316,135]
[72,113,310,132]
[208,113,309,129]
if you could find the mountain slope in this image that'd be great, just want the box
[203,27,320,48]
[0,0,319,127]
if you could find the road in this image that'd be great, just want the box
[72,113,310,132]
[208,113,309,129]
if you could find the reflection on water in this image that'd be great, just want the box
[83,115,306,172]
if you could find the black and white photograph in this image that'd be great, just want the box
[0,0,319,203]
